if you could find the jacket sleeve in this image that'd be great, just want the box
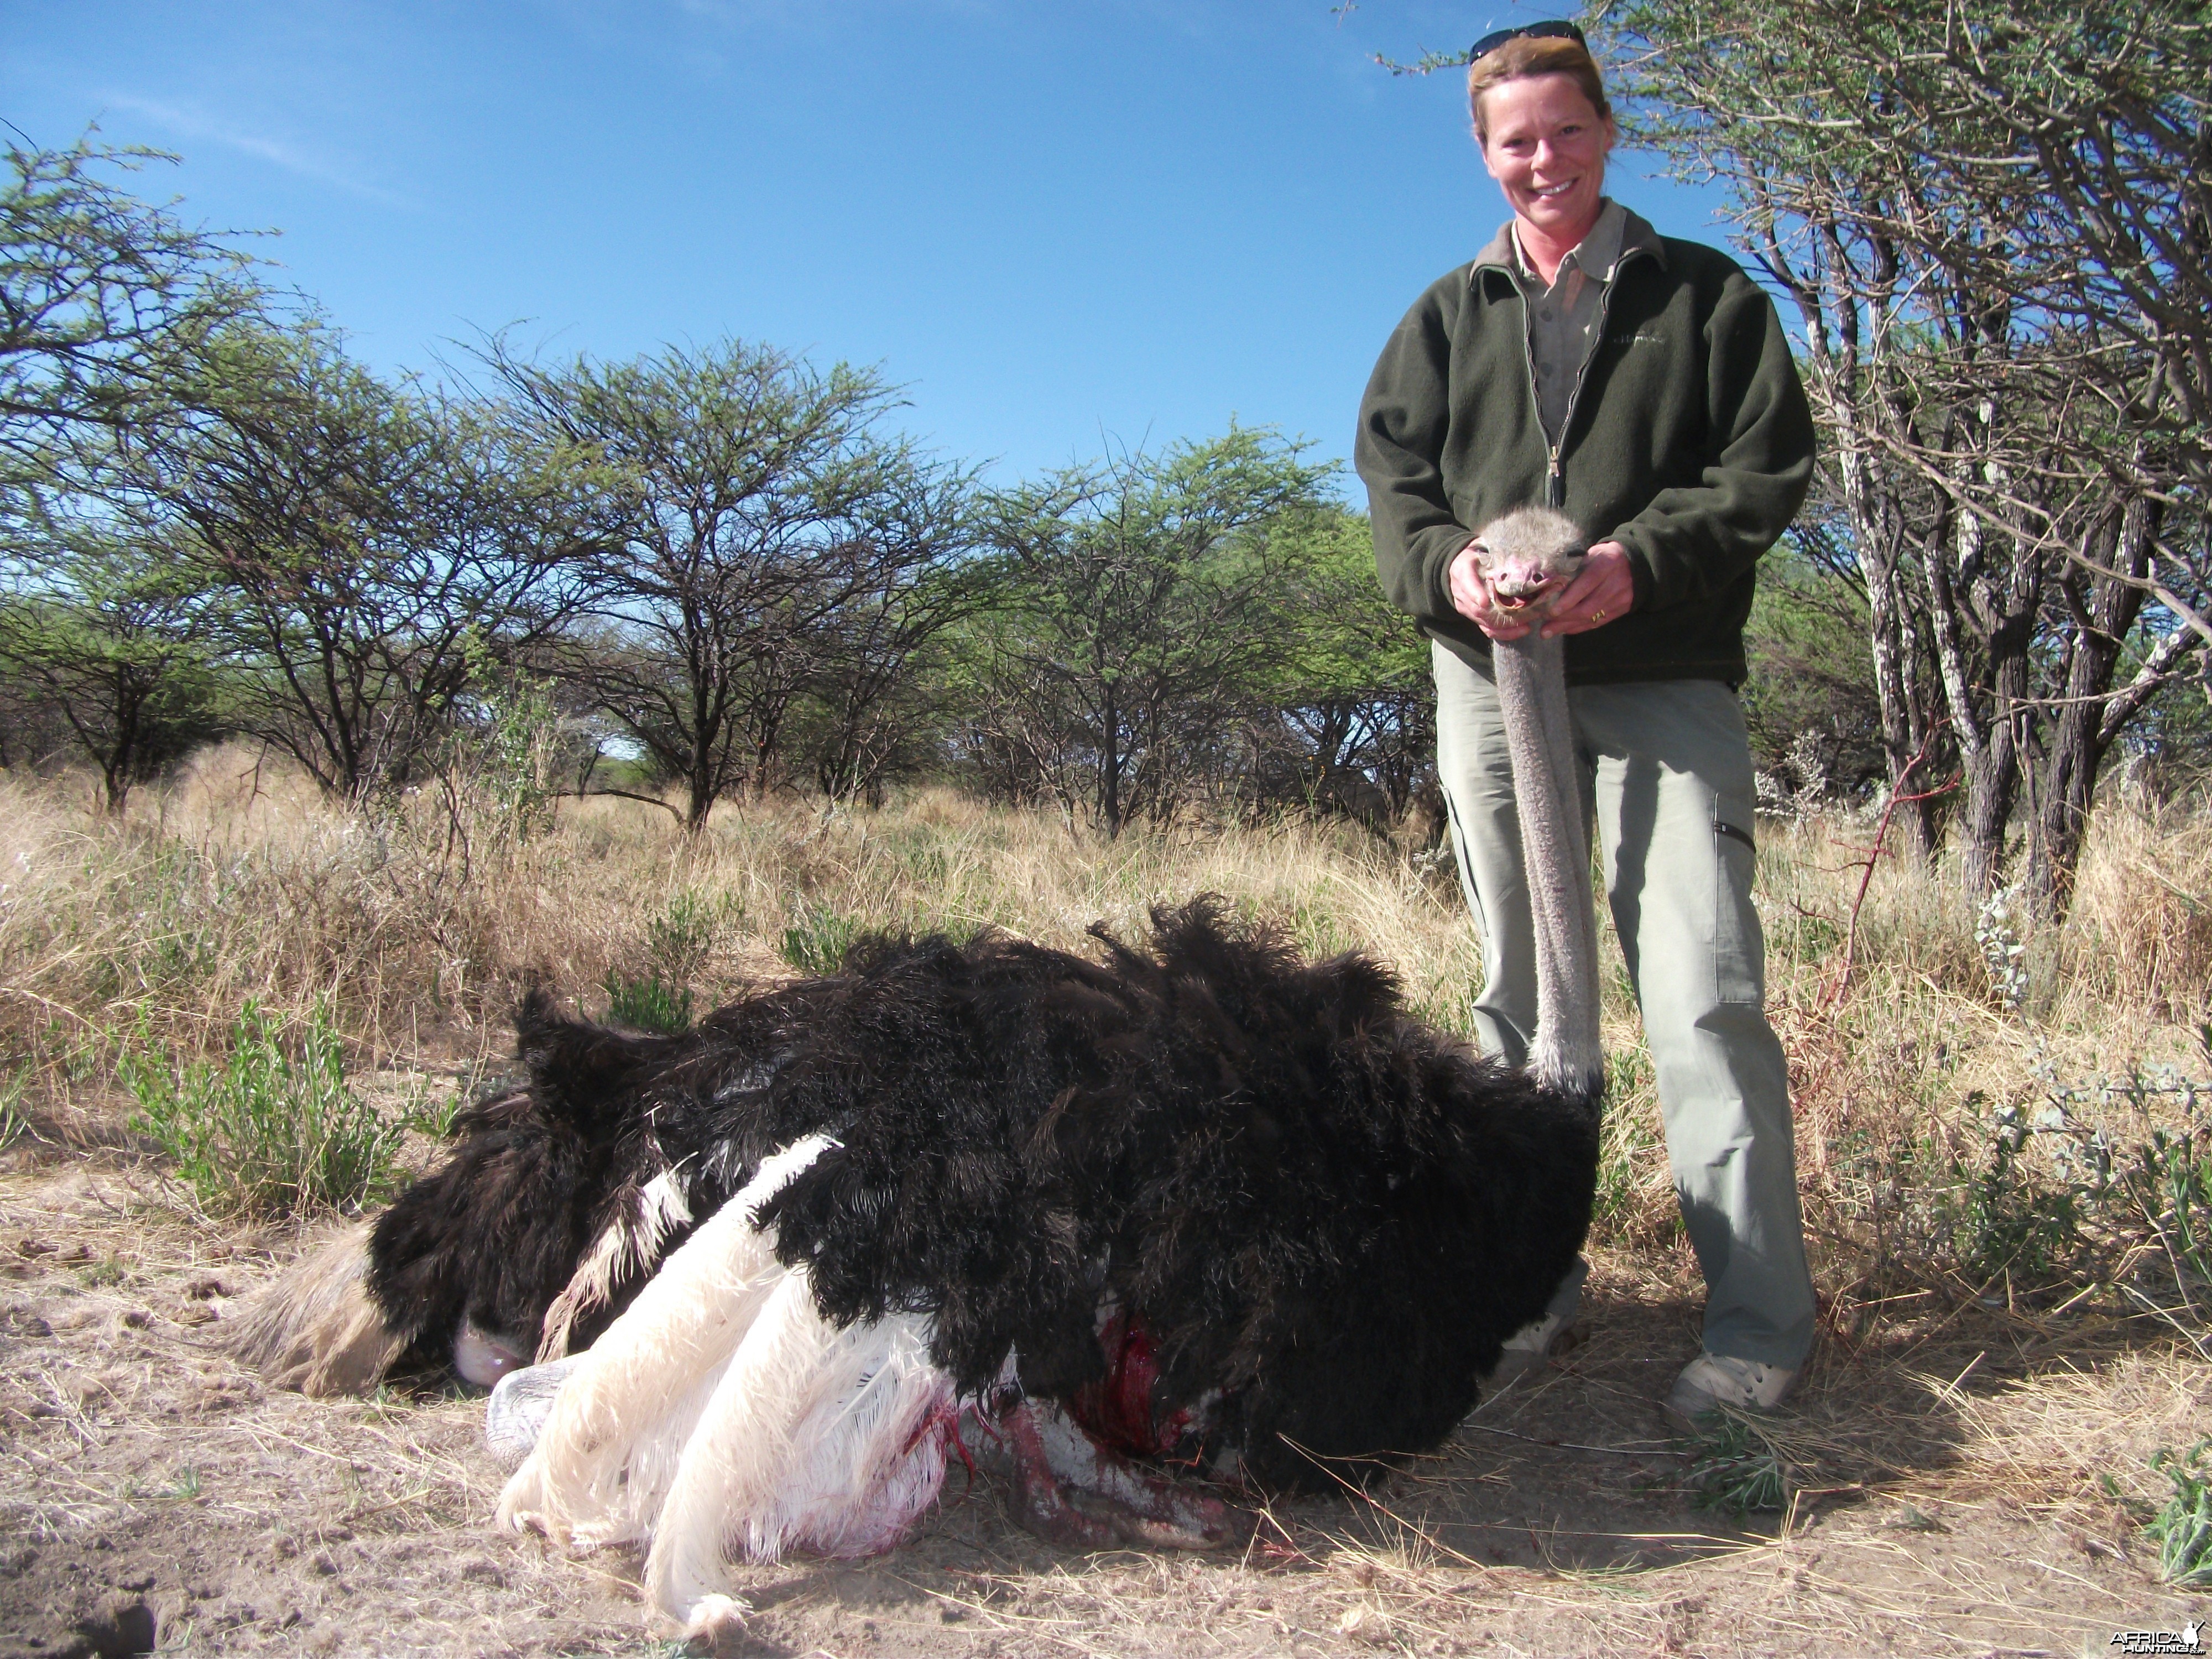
[1610,273,1815,613]
[1354,280,1476,630]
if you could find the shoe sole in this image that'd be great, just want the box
[1662,1387,1796,1433]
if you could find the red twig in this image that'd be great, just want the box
[1828,728,1958,1010]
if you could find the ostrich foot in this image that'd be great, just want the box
[998,1397,1240,1551]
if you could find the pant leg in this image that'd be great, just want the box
[1573,680,1815,1368]
[1430,639,1538,1068]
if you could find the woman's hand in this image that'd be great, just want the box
[1448,539,1526,639]
[1448,538,1633,640]
[1538,541,1634,637]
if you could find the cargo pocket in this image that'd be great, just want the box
[1712,817,1765,1006]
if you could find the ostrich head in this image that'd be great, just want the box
[1469,505,1588,619]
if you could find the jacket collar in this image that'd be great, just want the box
[1471,200,1666,289]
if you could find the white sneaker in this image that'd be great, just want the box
[1663,1351,1798,1428]
[1485,1258,1587,1385]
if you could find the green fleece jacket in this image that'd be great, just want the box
[1355,209,1815,686]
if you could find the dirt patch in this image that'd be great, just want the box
[1,1157,2204,1658]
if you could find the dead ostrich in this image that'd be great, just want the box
[229,510,1604,1641]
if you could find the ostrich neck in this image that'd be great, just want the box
[1491,632,1604,1102]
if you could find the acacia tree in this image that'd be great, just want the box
[1602,0,2212,907]
[1738,509,1889,802]
[801,550,991,806]
[1241,503,1435,827]
[1,133,267,780]
[971,429,1337,837]
[0,517,225,813]
[1,133,261,489]
[489,338,974,831]
[125,321,592,798]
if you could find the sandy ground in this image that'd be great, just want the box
[2,1155,2207,1659]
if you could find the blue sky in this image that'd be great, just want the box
[6,1,1730,489]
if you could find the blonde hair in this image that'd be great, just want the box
[1468,35,1611,143]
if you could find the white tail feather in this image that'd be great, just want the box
[646,1269,844,1619]
[499,1129,958,1634]
[648,1281,952,1632]
[498,1134,833,1546]
[742,1312,949,1560]
[538,1168,695,1362]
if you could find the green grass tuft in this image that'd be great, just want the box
[602,971,695,1035]
[2147,1439,2212,1587]
[780,901,862,977]
[1677,1412,1791,1515]
[0,1070,30,1152]
[645,889,717,983]
[122,999,400,1218]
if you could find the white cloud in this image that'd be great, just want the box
[100,93,411,208]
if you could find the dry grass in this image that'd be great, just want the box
[6,748,2210,1291]
[0,743,1484,1094]
[3,749,2210,1653]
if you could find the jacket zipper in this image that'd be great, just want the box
[1520,246,1653,511]
[1514,296,1557,507]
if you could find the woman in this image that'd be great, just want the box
[1354,22,1818,1424]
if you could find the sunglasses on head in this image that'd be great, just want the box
[1468,19,1587,62]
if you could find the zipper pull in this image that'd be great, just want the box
[1547,449,1563,509]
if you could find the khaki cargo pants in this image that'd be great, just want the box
[1433,640,1816,1368]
